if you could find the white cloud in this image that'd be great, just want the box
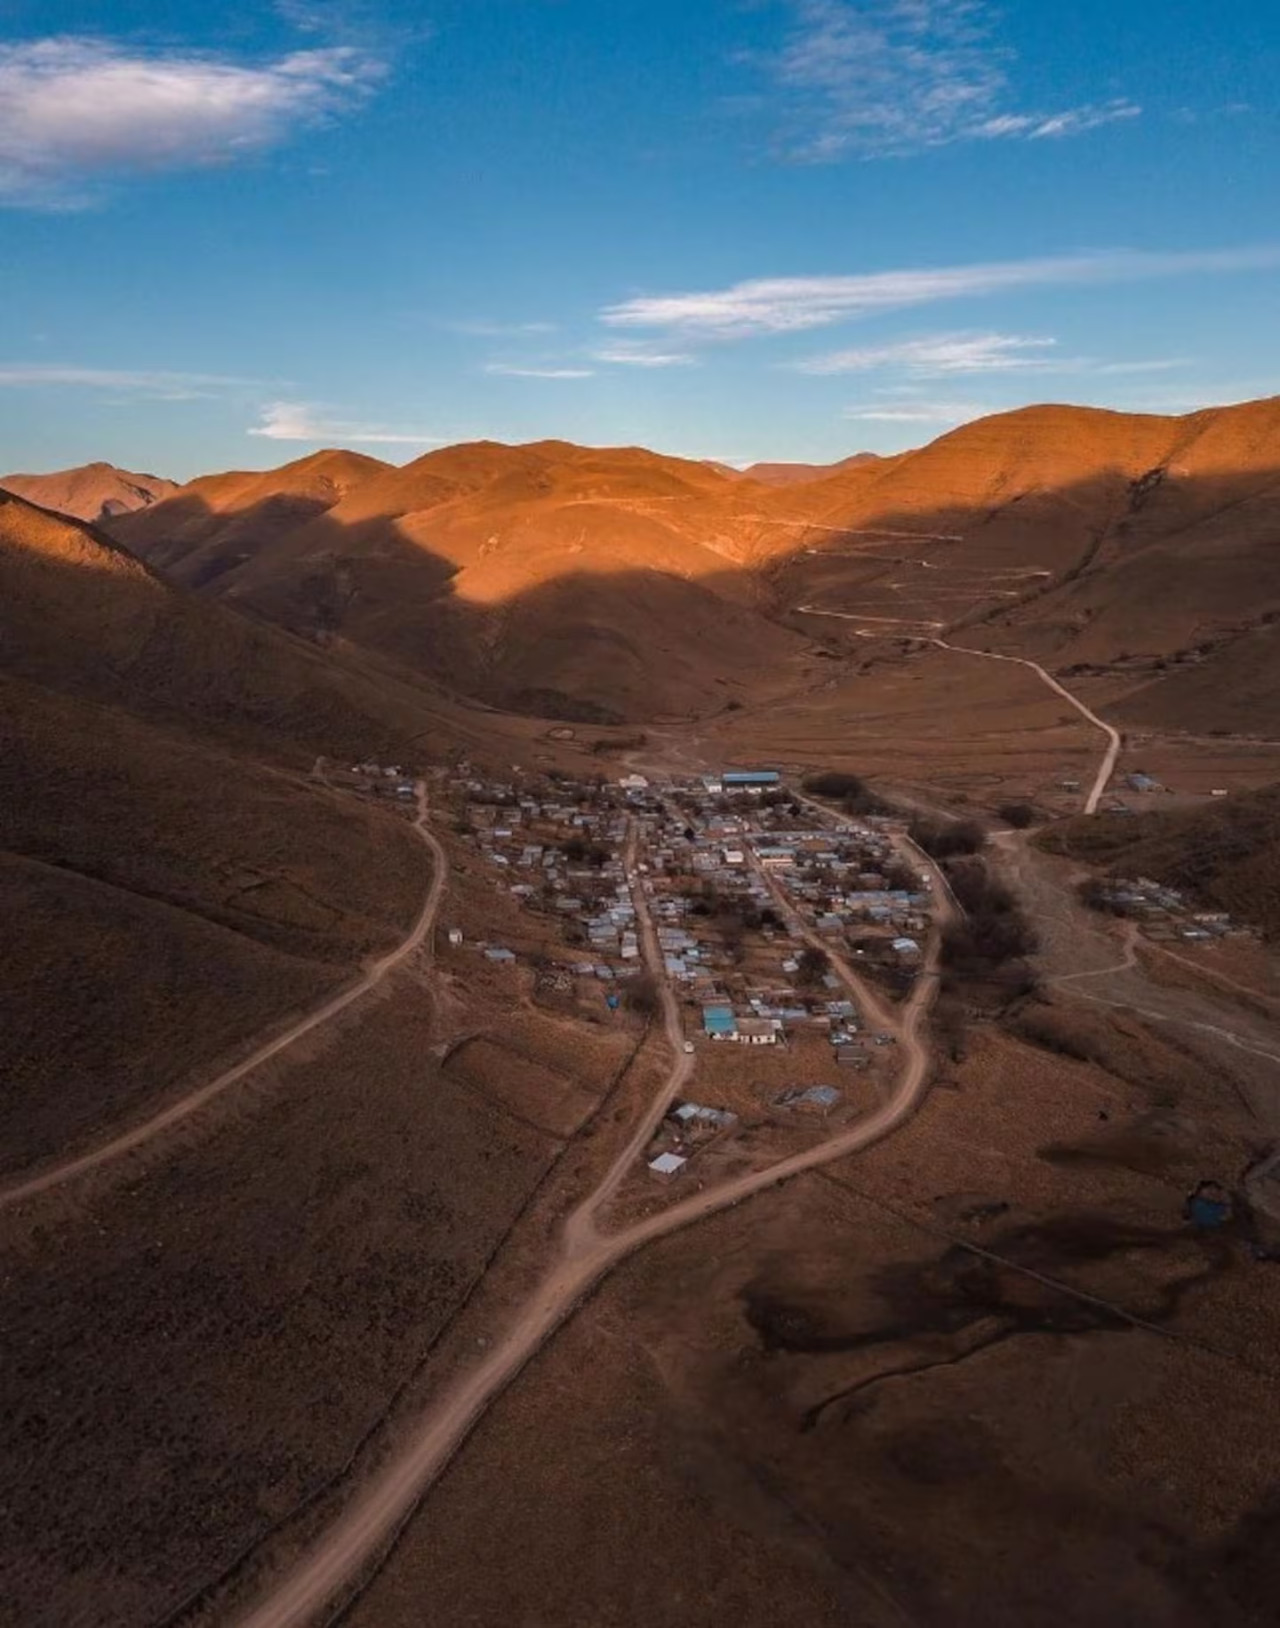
[801,335,1196,377]
[796,331,1060,375]
[602,246,1280,339]
[250,401,444,445]
[974,102,1141,141]
[0,36,385,205]
[591,342,697,368]
[757,1,1139,159]
[0,362,256,397]
[483,363,596,379]
[844,399,989,423]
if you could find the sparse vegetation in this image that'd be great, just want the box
[909,815,987,860]
[802,772,891,816]
[939,857,1038,1003]
[1041,784,1280,937]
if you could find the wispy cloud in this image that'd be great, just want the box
[797,331,1059,375]
[0,36,385,206]
[796,332,1192,377]
[844,400,988,423]
[483,363,596,379]
[250,401,444,445]
[602,247,1280,340]
[0,362,256,398]
[974,103,1141,142]
[590,342,697,368]
[756,0,1139,160]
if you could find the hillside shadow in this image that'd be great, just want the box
[73,448,1280,732]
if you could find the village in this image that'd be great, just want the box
[444,763,938,1194]
[1082,873,1250,944]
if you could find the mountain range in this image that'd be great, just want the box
[15,393,1264,731]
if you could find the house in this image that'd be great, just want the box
[446,927,464,947]
[892,936,922,960]
[757,847,796,871]
[1127,772,1161,793]
[484,947,516,963]
[703,1005,739,1040]
[648,1152,688,1183]
[736,1017,780,1046]
[723,770,781,787]
[672,1102,739,1132]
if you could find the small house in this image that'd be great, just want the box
[648,1152,688,1183]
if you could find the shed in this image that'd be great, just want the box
[648,1152,688,1183]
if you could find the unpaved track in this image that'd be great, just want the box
[234,798,953,1628]
[793,605,1122,814]
[929,637,1121,814]
[0,783,447,1213]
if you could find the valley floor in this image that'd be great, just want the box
[5,676,1280,1628]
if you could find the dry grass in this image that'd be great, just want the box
[0,987,560,1628]
[1039,783,1280,936]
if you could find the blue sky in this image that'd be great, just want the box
[2,0,1277,477]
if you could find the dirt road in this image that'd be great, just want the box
[792,605,1121,814]
[996,829,1280,1115]
[0,783,448,1213]
[233,799,954,1628]
[929,637,1121,814]
[560,819,692,1255]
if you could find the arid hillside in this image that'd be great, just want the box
[113,440,820,721]
[0,490,456,1172]
[732,452,884,485]
[109,396,1280,729]
[1039,782,1280,938]
[1,461,178,522]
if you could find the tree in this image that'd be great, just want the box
[998,802,1037,830]
[797,946,831,986]
[624,973,660,1016]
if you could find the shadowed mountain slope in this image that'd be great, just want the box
[0,490,453,1169]
[1,461,178,523]
[110,397,1280,729]
[113,440,817,721]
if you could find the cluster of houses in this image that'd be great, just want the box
[647,1098,741,1183]
[325,761,417,800]
[451,764,931,1110]
[1089,876,1243,943]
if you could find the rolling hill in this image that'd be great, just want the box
[107,395,1280,731]
[1,461,178,522]
[0,489,455,1172]
[733,452,883,485]
[112,440,817,721]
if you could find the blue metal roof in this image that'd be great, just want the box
[702,1006,738,1035]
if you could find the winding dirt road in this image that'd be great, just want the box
[233,795,953,1628]
[793,604,1121,815]
[928,637,1121,814]
[0,783,447,1213]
